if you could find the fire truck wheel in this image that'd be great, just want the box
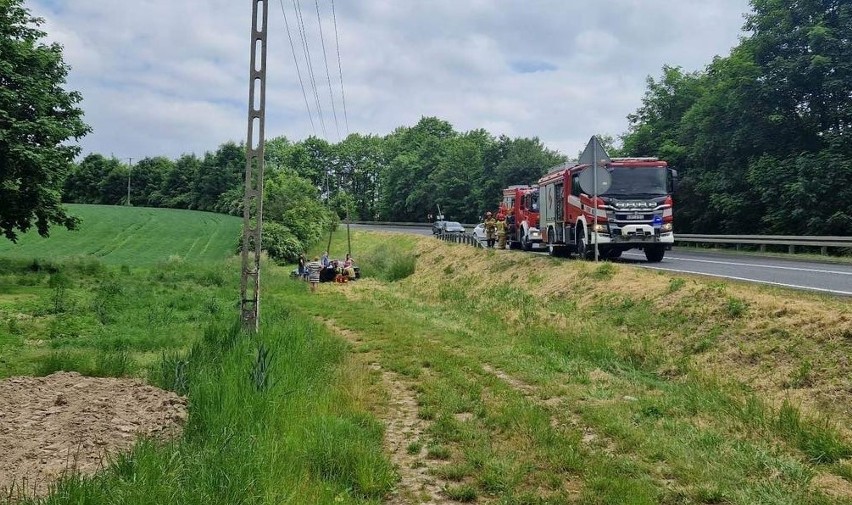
[644,245,665,263]
[521,235,532,251]
[576,229,593,260]
[605,249,622,260]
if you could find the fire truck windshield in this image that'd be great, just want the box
[605,167,667,196]
[529,191,539,211]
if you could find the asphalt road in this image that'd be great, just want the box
[619,249,852,296]
[349,224,435,236]
[351,224,852,296]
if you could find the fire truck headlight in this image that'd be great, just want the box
[593,224,607,233]
[661,222,673,232]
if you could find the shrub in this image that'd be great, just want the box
[236,221,304,264]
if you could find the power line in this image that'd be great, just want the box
[278,0,316,136]
[314,0,341,141]
[330,0,349,134]
[293,0,328,138]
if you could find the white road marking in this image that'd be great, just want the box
[636,265,852,296]
[621,252,852,276]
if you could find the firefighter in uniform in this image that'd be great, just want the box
[496,214,507,249]
[484,212,498,248]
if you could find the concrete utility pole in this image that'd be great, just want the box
[240,0,269,332]
[126,158,133,206]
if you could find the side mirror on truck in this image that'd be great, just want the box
[667,168,679,194]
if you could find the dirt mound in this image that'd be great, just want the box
[0,372,187,497]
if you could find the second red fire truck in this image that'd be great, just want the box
[498,185,542,250]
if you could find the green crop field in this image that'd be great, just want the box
[0,205,241,266]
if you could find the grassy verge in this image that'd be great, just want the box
[276,231,852,504]
[1,255,396,505]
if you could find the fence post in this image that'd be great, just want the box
[789,244,795,254]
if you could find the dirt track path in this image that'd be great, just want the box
[320,319,452,505]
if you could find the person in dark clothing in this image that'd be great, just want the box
[297,254,307,281]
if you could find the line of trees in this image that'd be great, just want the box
[64,117,565,226]
[620,0,852,235]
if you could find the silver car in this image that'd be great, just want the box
[442,221,465,234]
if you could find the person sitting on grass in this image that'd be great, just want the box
[343,254,356,280]
[306,256,322,292]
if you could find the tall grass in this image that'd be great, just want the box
[0,255,240,379]
[357,243,416,282]
[15,306,395,505]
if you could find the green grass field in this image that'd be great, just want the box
[1,220,850,504]
[0,205,241,266]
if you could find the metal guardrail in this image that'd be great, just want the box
[674,234,852,254]
[352,222,851,254]
[351,221,426,227]
[436,232,484,248]
[352,221,477,228]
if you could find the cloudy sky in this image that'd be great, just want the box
[30,0,751,159]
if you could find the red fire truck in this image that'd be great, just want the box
[538,158,676,262]
[498,185,542,250]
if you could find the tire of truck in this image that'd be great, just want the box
[521,233,532,251]
[605,248,622,260]
[644,245,665,263]
[576,227,593,260]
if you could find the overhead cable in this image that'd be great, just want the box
[330,0,349,134]
[293,0,328,139]
[278,0,316,135]
[315,0,341,141]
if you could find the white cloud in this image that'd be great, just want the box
[29,0,750,159]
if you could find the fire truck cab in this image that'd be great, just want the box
[538,158,676,262]
[499,185,542,250]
